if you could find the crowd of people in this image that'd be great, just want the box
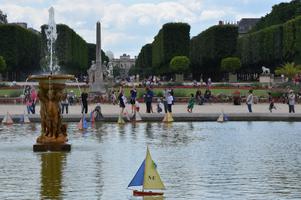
[22,84,300,116]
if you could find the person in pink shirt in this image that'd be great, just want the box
[30,87,37,114]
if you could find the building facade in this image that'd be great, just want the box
[111,54,136,78]
[238,18,260,34]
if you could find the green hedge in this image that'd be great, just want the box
[0,24,41,80]
[237,16,301,72]
[190,25,238,79]
[135,43,152,77]
[87,43,109,67]
[152,23,190,75]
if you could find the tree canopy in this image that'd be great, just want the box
[170,56,190,74]
[0,56,7,73]
[221,57,241,73]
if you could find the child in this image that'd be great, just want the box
[93,103,104,121]
[135,100,140,112]
[187,93,195,113]
[268,92,276,112]
[157,98,164,113]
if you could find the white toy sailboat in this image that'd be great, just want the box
[2,112,14,125]
[20,112,30,123]
[128,147,165,196]
[217,111,228,123]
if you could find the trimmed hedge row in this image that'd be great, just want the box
[237,16,301,72]
[134,43,152,77]
[152,23,190,75]
[190,25,238,79]
[0,24,41,79]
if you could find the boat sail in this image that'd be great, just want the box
[2,112,13,125]
[128,147,165,196]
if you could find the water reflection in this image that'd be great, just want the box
[40,152,66,200]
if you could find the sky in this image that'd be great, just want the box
[0,0,290,58]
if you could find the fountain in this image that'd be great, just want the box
[29,7,74,152]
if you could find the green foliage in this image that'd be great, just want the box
[275,62,301,80]
[135,43,152,77]
[221,57,241,73]
[238,16,301,72]
[169,56,190,73]
[41,24,88,74]
[0,56,7,73]
[252,0,301,32]
[152,23,190,75]
[190,25,238,79]
[0,24,41,80]
[87,43,109,66]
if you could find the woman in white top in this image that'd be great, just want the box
[167,92,174,113]
[288,90,295,113]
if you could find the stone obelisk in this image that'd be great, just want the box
[95,21,103,81]
[88,21,105,93]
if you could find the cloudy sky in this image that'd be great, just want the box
[1,0,290,58]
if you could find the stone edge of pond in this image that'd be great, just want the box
[2,113,301,123]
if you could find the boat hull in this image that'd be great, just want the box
[133,190,164,196]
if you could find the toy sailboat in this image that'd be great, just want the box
[77,114,88,130]
[128,147,165,196]
[2,112,14,125]
[118,113,125,124]
[20,112,30,123]
[162,112,174,123]
[131,111,142,122]
[217,112,228,123]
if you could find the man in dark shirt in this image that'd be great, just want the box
[81,88,89,114]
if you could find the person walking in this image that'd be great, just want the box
[81,88,89,114]
[246,90,253,113]
[288,90,296,113]
[144,87,154,113]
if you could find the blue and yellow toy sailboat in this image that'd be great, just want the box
[128,147,165,196]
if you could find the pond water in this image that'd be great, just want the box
[0,122,301,200]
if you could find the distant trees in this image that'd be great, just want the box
[252,0,301,32]
[134,43,152,77]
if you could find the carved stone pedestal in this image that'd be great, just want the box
[33,143,71,152]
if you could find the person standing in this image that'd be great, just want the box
[144,87,154,113]
[118,89,126,114]
[81,88,89,114]
[61,93,69,114]
[163,88,169,113]
[130,86,137,113]
[167,92,174,113]
[246,90,253,113]
[268,92,276,112]
[288,90,296,113]
[30,87,37,114]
